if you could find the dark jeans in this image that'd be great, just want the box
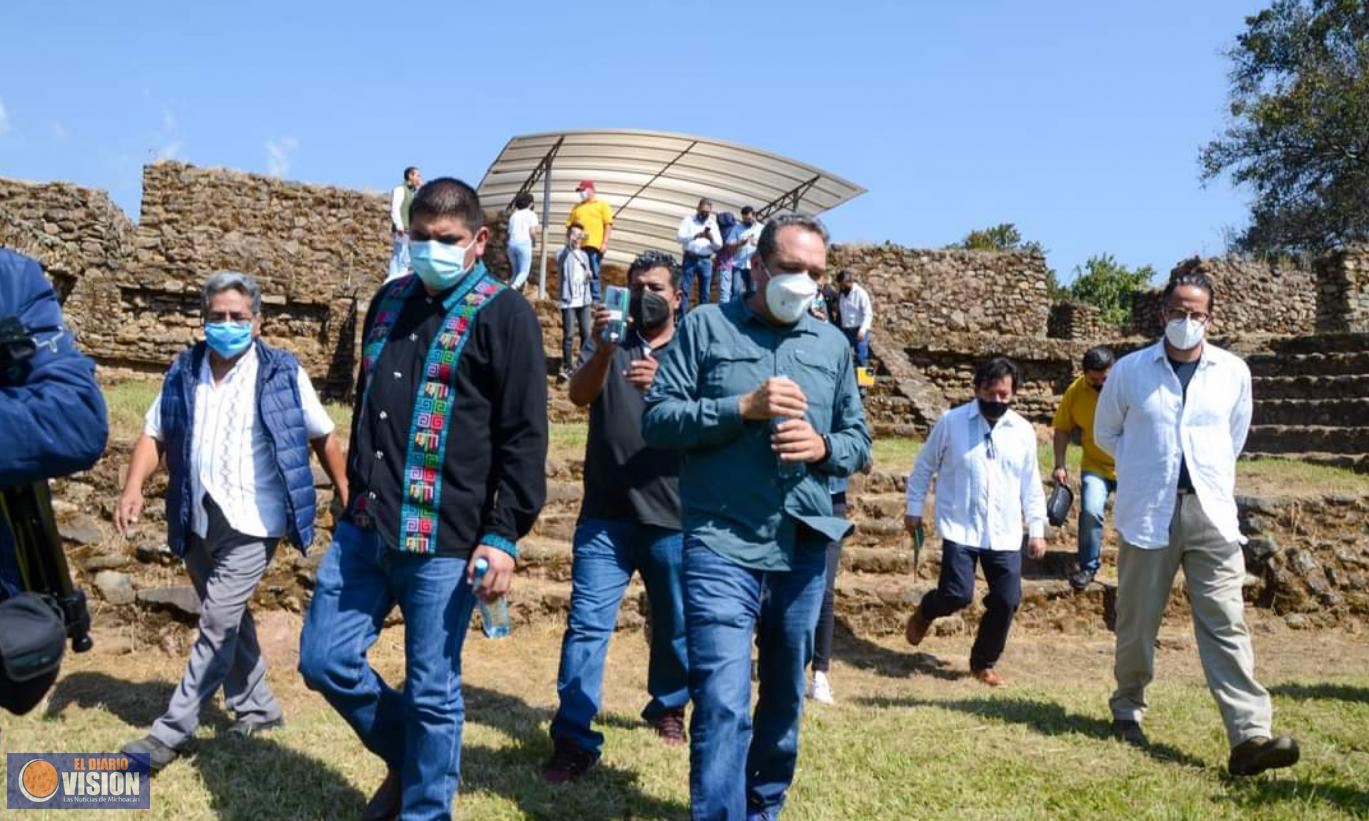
[680,254,714,314]
[684,537,827,819]
[562,305,591,371]
[812,502,846,673]
[551,518,688,757]
[584,247,603,300]
[919,540,1022,671]
[298,522,478,819]
[842,328,870,367]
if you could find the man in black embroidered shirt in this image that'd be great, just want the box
[299,178,548,820]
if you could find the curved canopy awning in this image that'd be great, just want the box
[476,129,865,270]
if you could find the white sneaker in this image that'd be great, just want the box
[809,671,834,705]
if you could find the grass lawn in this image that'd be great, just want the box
[3,620,1366,819]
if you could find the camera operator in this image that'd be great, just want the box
[0,247,109,714]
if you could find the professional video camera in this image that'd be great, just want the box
[0,314,94,714]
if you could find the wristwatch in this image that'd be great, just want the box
[820,434,833,463]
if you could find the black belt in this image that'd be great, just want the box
[683,252,713,261]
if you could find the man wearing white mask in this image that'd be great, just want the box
[643,213,871,820]
[1094,271,1299,777]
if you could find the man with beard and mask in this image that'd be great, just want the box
[730,206,764,300]
[542,250,689,785]
[567,180,614,300]
[903,356,1047,687]
[835,270,873,367]
[675,198,723,313]
[116,271,347,770]
[1051,345,1117,591]
[1094,271,1299,776]
[298,178,548,819]
[644,213,870,820]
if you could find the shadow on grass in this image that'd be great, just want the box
[462,685,689,820]
[1268,682,1369,704]
[856,694,1208,769]
[831,621,964,681]
[1222,775,1369,816]
[45,672,369,819]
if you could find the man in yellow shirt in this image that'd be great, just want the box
[1051,346,1116,590]
[567,180,614,300]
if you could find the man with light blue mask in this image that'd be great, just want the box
[299,177,548,819]
[116,271,347,771]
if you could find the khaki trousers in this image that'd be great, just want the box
[1110,492,1272,747]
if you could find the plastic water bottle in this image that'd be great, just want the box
[472,557,512,639]
[772,416,806,480]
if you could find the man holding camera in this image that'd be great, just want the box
[0,248,108,714]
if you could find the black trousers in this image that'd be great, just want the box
[812,501,846,673]
[919,539,1022,671]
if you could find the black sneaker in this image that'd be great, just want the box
[541,737,598,785]
[120,735,180,772]
[1069,569,1096,591]
[227,716,285,739]
[1229,735,1300,776]
[1111,719,1147,748]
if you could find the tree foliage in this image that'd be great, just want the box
[1201,0,1369,255]
[1066,254,1158,328]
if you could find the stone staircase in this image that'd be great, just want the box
[1244,334,1369,472]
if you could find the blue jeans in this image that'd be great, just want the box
[1078,472,1117,574]
[680,254,714,314]
[842,328,870,367]
[717,263,738,304]
[684,537,827,820]
[584,247,603,300]
[387,234,410,281]
[551,518,688,756]
[507,241,533,289]
[298,523,478,820]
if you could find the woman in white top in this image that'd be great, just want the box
[506,192,540,290]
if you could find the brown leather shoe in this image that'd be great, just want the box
[972,668,1005,687]
[904,607,930,646]
[652,708,688,746]
[361,768,401,821]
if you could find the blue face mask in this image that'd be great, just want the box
[205,321,253,359]
[410,238,475,291]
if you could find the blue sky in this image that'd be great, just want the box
[0,0,1265,283]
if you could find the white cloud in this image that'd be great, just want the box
[52,122,67,139]
[0,99,10,137]
[265,136,299,178]
[155,141,183,161]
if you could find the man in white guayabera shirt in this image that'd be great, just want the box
[1094,270,1299,777]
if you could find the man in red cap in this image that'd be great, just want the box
[567,180,614,299]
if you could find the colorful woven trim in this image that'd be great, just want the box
[361,277,417,381]
[398,272,505,553]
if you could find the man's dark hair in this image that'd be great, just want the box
[756,213,830,265]
[513,192,534,210]
[1082,346,1115,372]
[697,198,713,209]
[973,356,1021,392]
[628,250,682,289]
[403,166,419,181]
[836,269,853,284]
[409,177,484,231]
[1162,270,1215,314]
[740,206,754,217]
[568,222,585,234]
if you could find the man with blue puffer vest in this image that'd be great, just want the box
[114,271,347,771]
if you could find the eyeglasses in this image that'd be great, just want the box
[1165,308,1210,324]
[984,432,996,461]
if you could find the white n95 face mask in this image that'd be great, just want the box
[1165,317,1205,350]
[764,267,817,325]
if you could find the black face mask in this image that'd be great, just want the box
[1089,382,1103,392]
[697,212,709,222]
[978,398,1011,420]
[630,291,672,331]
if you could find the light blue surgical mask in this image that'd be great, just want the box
[410,238,475,291]
[205,321,253,359]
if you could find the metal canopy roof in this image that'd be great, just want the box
[476,129,866,273]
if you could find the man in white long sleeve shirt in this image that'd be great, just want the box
[836,270,873,366]
[386,166,422,281]
[903,357,1047,687]
[1094,271,1299,777]
[675,198,722,313]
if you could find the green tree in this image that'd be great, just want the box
[1201,0,1369,254]
[948,223,1065,298]
[1067,254,1158,328]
